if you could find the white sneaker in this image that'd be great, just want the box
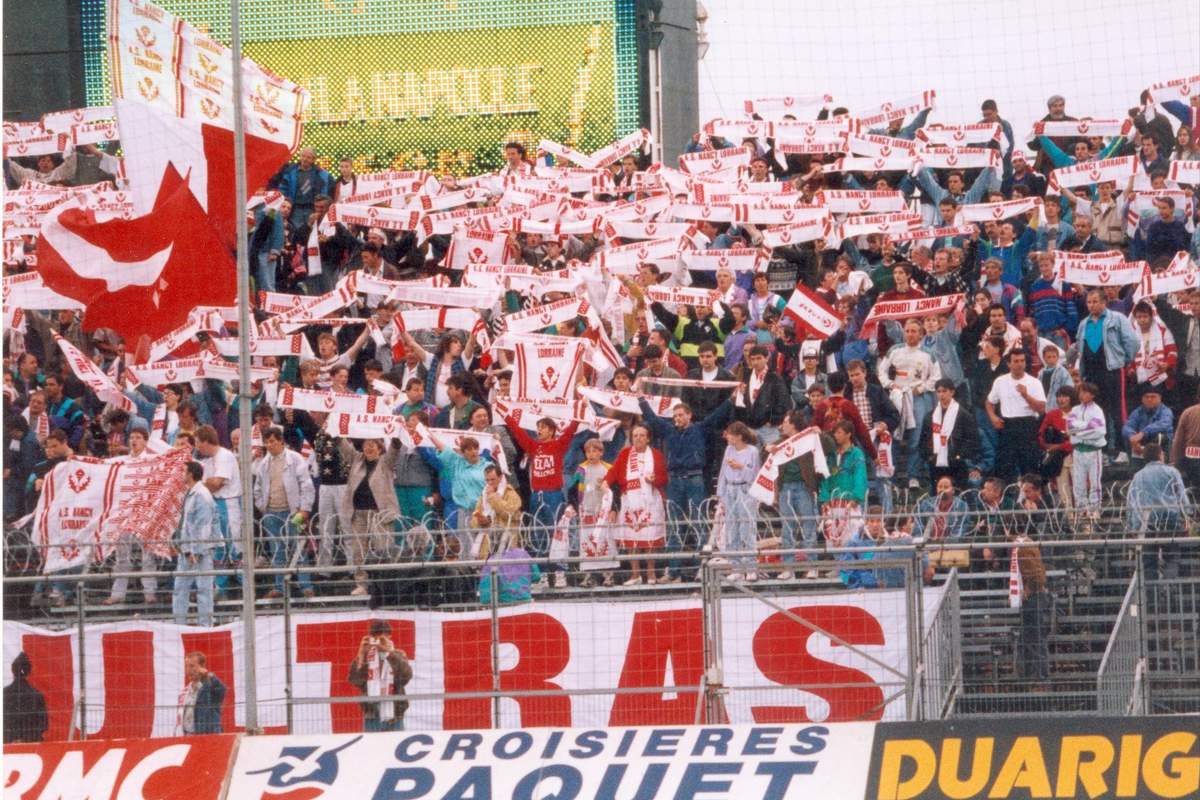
[777,571,795,581]
[623,576,643,586]
[1114,452,1129,464]
[553,572,567,588]
[908,478,921,490]
[727,572,744,582]
[746,571,758,582]
[804,569,819,579]
[350,585,368,597]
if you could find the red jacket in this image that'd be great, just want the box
[813,397,877,461]
[604,446,669,494]
[504,417,579,492]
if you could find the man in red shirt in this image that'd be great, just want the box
[503,415,579,584]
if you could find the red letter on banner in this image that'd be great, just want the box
[441,613,572,729]
[21,633,75,741]
[294,619,415,734]
[750,605,886,722]
[609,608,726,725]
[90,632,156,739]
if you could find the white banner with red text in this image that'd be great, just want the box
[2,593,936,740]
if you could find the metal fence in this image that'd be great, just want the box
[3,503,1199,740]
[1096,569,1146,715]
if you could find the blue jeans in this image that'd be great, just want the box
[173,552,215,626]
[904,392,934,480]
[530,489,565,561]
[974,408,998,475]
[721,486,758,570]
[255,250,276,293]
[365,717,404,732]
[212,498,242,592]
[777,481,817,562]
[665,474,707,578]
[34,565,83,601]
[261,511,313,593]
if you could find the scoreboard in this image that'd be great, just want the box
[80,0,640,174]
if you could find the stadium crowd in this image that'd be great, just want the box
[4,89,1200,616]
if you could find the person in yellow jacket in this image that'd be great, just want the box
[470,465,523,560]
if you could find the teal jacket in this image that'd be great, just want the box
[818,445,868,505]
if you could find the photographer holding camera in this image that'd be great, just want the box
[348,619,412,732]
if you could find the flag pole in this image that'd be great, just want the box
[229,0,259,733]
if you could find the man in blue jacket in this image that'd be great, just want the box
[270,147,333,227]
[1074,289,1140,459]
[180,651,226,735]
[1123,384,1174,467]
[639,392,735,582]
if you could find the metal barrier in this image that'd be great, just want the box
[1096,568,1146,715]
[4,504,1199,739]
[919,569,963,719]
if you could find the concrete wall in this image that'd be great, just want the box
[3,0,86,120]
[652,0,700,163]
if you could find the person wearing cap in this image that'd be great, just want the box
[790,343,826,413]
[1029,94,1077,174]
[539,238,568,272]
[3,653,47,743]
[1123,384,1175,468]
[979,99,1016,184]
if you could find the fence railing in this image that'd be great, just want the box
[4,505,1198,739]
[920,569,963,719]
[1096,568,1145,715]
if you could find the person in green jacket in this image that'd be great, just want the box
[818,420,869,549]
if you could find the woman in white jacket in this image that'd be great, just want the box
[1066,381,1106,518]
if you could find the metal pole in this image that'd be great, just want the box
[230,0,258,734]
[283,575,294,734]
[490,573,501,729]
[76,582,87,741]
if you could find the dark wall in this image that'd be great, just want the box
[655,0,699,163]
[3,0,86,120]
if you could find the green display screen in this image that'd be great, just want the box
[80,0,640,174]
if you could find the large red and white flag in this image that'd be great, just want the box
[36,165,238,341]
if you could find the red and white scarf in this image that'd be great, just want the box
[915,123,1001,146]
[854,90,936,129]
[1009,539,1026,609]
[930,400,959,468]
[1132,318,1175,386]
[1056,251,1146,287]
[760,216,833,248]
[1146,74,1200,103]
[22,407,49,444]
[845,133,917,157]
[278,385,380,415]
[886,224,978,244]
[681,247,770,273]
[814,190,908,214]
[54,333,135,412]
[859,293,962,338]
[502,296,593,335]
[1134,252,1199,301]
[577,386,678,417]
[678,146,752,176]
[915,147,1000,170]
[958,197,1046,225]
[742,94,832,119]
[1026,118,1132,143]
[838,212,922,238]
[1169,160,1200,185]
[1049,155,1140,192]
[821,155,916,174]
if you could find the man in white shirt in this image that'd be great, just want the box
[196,425,242,600]
[878,319,940,488]
[104,423,162,606]
[986,348,1047,481]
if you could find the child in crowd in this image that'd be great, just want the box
[717,421,761,581]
